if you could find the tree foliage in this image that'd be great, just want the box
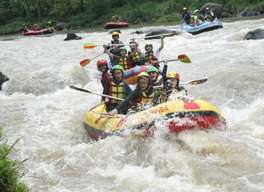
[0,0,263,34]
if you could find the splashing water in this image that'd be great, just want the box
[1,18,264,192]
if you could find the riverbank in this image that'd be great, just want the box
[1,15,263,38]
[1,0,264,36]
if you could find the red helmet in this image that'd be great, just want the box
[97,59,108,69]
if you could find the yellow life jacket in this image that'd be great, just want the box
[132,51,141,62]
[140,91,155,105]
[145,51,157,63]
[119,57,129,70]
[110,81,126,103]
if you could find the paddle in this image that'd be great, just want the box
[94,112,126,118]
[158,54,192,64]
[132,32,178,40]
[180,78,208,86]
[80,45,119,67]
[154,78,208,89]
[80,52,105,67]
[83,42,126,49]
[70,85,124,101]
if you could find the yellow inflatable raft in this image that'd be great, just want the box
[83,99,226,140]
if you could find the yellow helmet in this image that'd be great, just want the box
[167,72,180,80]
[193,9,199,15]
[112,32,119,37]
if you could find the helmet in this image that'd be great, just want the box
[137,72,149,80]
[97,59,108,68]
[119,47,127,52]
[111,65,124,73]
[147,66,159,74]
[183,7,187,11]
[167,72,180,80]
[112,32,119,37]
[145,44,153,49]
[193,9,199,15]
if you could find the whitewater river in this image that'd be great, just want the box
[1,18,264,192]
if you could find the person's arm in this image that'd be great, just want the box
[159,36,164,52]
[103,46,115,60]
[178,86,188,96]
[102,80,110,102]
[117,41,124,47]
[124,84,132,97]
[116,89,139,114]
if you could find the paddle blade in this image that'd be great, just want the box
[80,59,91,67]
[178,54,191,63]
[188,78,208,85]
[83,43,96,49]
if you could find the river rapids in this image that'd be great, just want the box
[1,18,264,192]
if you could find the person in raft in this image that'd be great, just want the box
[22,24,29,32]
[47,21,56,32]
[97,59,111,85]
[181,7,192,24]
[105,32,124,65]
[110,72,161,115]
[32,23,40,31]
[112,15,120,23]
[143,36,164,68]
[147,66,163,87]
[166,71,188,100]
[104,46,132,70]
[191,10,202,25]
[102,65,132,112]
[204,7,216,22]
[128,40,145,67]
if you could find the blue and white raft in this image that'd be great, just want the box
[181,18,223,35]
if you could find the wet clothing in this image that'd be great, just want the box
[103,78,132,112]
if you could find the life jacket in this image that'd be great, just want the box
[110,40,122,56]
[109,80,126,103]
[111,40,121,45]
[152,75,162,87]
[145,51,157,63]
[140,90,155,105]
[130,51,142,64]
[119,57,130,70]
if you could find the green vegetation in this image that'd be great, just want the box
[0,128,28,192]
[0,0,263,35]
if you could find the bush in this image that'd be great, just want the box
[0,128,28,192]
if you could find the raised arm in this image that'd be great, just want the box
[158,36,164,52]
